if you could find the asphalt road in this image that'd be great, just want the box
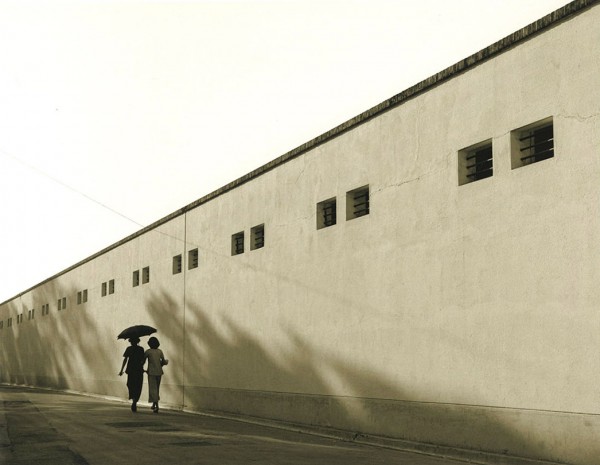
[0,385,470,465]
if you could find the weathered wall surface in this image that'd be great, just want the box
[2,2,600,464]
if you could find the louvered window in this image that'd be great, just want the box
[232,232,244,255]
[346,186,369,220]
[459,142,493,185]
[188,249,199,269]
[512,118,554,169]
[317,198,337,229]
[251,224,265,250]
[142,267,150,284]
[173,254,182,274]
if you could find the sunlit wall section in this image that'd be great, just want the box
[181,3,600,464]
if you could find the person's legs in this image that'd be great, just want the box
[128,371,143,412]
[148,374,159,411]
[155,376,162,412]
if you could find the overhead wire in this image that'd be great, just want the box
[0,146,196,248]
[0,146,147,229]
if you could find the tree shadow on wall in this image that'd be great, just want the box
[0,279,128,402]
[144,289,563,463]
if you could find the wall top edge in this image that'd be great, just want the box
[1,0,597,307]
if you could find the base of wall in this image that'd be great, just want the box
[183,386,599,465]
[4,380,597,464]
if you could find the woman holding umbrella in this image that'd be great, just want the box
[117,325,156,412]
[118,337,145,412]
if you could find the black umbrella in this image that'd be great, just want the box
[117,325,157,340]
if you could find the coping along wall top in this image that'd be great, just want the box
[2,0,598,306]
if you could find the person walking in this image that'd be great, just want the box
[144,336,167,413]
[118,337,145,412]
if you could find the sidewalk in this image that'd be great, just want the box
[0,384,476,465]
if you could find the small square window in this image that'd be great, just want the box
[42,304,49,316]
[173,254,182,274]
[101,282,107,297]
[188,249,199,269]
[133,270,140,287]
[250,225,265,250]
[317,198,337,229]
[7,318,12,327]
[83,289,88,303]
[62,297,67,309]
[511,118,554,169]
[109,279,115,294]
[458,141,493,185]
[28,309,34,320]
[346,186,370,220]
[142,266,150,284]
[77,291,82,305]
[231,232,244,255]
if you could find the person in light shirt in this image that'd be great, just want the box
[144,336,168,413]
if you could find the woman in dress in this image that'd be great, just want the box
[118,337,144,412]
[144,336,167,413]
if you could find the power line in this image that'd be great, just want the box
[0,146,200,250]
[0,147,146,229]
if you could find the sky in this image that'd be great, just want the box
[0,0,571,303]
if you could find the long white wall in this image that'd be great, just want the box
[2,2,600,464]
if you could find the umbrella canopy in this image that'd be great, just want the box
[117,325,157,340]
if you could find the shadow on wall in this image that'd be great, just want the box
[0,279,589,463]
[143,289,567,463]
[0,279,138,403]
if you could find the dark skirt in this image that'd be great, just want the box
[127,371,143,402]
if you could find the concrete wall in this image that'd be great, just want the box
[2,2,600,464]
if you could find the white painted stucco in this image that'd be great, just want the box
[2,2,600,463]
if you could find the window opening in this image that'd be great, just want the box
[188,249,199,269]
[459,141,493,185]
[109,279,115,294]
[346,186,370,220]
[251,225,265,250]
[512,118,554,168]
[231,232,244,255]
[173,254,182,274]
[317,198,337,229]
[142,266,150,284]
[102,282,107,297]
[133,270,140,287]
